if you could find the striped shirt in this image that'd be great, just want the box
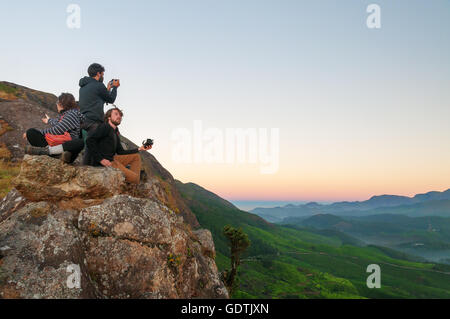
[40,109,85,139]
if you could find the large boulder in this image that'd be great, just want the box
[13,155,125,201]
[0,193,227,299]
[0,190,98,298]
[77,195,227,298]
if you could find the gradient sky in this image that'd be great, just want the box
[1,1,449,202]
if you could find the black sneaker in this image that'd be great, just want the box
[24,145,49,155]
[61,151,72,164]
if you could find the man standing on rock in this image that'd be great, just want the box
[86,107,152,184]
[79,63,120,165]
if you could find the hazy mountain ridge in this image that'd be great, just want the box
[251,189,450,222]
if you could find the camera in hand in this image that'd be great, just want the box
[142,139,154,148]
[109,79,119,87]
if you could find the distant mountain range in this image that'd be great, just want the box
[250,189,450,222]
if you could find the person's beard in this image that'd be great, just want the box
[111,119,121,126]
[99,76,104,83]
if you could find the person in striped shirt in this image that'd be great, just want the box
[23,93,86,163]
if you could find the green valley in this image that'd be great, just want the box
[175,181,450,299]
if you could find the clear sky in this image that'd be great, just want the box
[1,0,449,202]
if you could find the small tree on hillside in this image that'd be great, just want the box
[221,225,250,295]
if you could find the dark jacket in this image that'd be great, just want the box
[40,109,85,139]
[79,77,117,123]
[86,123,138,165]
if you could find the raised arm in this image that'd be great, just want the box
[98,83,117,104]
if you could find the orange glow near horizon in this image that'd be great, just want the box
[170,162,450,202]
[204,184,450,203]
[165,140,450,203]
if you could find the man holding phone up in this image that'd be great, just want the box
[78,63,120,165]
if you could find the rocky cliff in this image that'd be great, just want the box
[0,81,199,228]
[0,81,228,299]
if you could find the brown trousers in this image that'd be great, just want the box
[111,153,141,184]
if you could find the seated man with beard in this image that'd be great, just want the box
[86,107,152,184]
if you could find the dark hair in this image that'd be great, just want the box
[88,63,105,77]
[104,107,123,123]
[57,93,78,111]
